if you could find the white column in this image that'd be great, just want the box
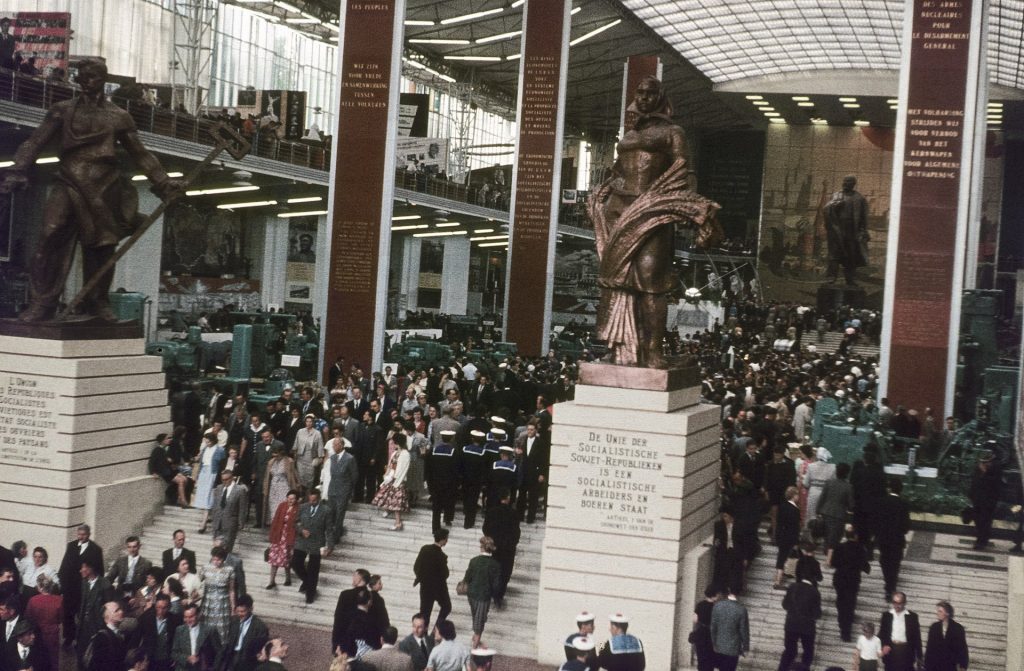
[440,235,470,315]
[259,215,288,308]
[312,214,329,325]
[400,237,422,315]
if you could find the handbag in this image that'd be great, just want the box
[263,547,270,563]
[783,547,799,578]
[456,580,468,596]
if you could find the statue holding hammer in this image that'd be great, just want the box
[0,58,185,323]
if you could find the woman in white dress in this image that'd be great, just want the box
[292,414,324,489]
[804,447,836,524]
[194,433,225,534]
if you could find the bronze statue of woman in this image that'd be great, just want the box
[589,76,722,368]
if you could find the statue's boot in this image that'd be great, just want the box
[640,293,667,368]
[18,302,56,323]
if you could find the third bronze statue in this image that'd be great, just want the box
[588,76,722,368]
[822,175,869,286]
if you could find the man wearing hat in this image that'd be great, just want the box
[7,619,50,671]
[482,488,520,609]
[470,646,496,671]
[320,428,359,547]
[458,431,488,529]
[427,431,459,534]
[564,613,597,665]
[486,446,518,508]
[597,613,645,670]
[561,636,595,671]
[969,449,1002,551]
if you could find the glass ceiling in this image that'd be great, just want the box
[623,0,1024,90]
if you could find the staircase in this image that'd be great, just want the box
[138,501,545,659]
[810,332,881,359]
[733,528,1008,670]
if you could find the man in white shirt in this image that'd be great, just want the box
[879,592,922,671]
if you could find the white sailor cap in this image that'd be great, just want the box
[575,611,595,624]
[490,428,507,437]
[499,362,508,369]
[470,430,487,438]
[490,415,507,424]
[470,648,496,658]
[609,613,629,624]
[498,445,514,453]
[572,636,596,652]
[440,429,456,437]
[342,438,352,448]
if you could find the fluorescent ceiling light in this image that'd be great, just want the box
[410,38,470,44]
[811,118,827,125]
[36,156,59,164]
[277,210,328,218]
[287,196,323,204]
[329,36,338,41]
[853,120,870,126]
[570,18,621,46]
[511,0,524,7]
[988,102,1003,108]
[838,97,858,102]
[764,112,780,117]
[133,171,184,181]
[759,107,775,111]
[441,7,503,25]
[444,56,502,62]
[797,102,815,107]
[470,234,509,241]
[273,0,300,13]
[843,103,860,108]
[405,19,435,26]
[217,200,278,209]
[792,96,809,101]
[324,21,339,31]
[745,95,763,100]
[887,99,899,104]
[506,54,521,61]
[0,161,12,168]
[768,118,787,124]
[476,30,522,44]
[474,228,494,234]
[393,224,429,231]
[285,18,320,24]
[393,215,422,221]
[413,230,467,237]
[477,241,508,248]
[435,222,461,227]
[186,185,259,197]
[572,6,582,14]
[753,101,771,107]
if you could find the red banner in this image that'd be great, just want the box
[886,0,977,414]
[505,0,570,357]
[322,1,400,377]
[0,12,71,76]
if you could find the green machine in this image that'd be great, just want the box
[146,326,204,381]
[108,291,147,323]
[389,338,455,371]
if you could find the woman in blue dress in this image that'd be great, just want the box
[194,432,225,534]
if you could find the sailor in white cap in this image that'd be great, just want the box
[459,430,488,528]
[564,611,596,661]
[470,646,496,670]
[319,427,357,547]
[485,444,517,508]
[561,635,596,671]
[427,430,459,533]
[597,613,645,671]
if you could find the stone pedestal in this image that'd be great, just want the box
[0,336,169,556]
[816,283,868,312]
[535,367,720,669]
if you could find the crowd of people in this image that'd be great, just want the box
[2,295,1015,670]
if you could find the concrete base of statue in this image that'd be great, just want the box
[0,335,170,557]
[535,363,720,669]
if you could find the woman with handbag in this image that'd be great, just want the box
[372,432,411,530]
[461,535,501,649]
[266,489,300,589]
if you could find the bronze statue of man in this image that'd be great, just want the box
[822,175,869,286]
[588,76,722,368]
[0,58,182,322]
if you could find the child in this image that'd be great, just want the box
[854,621,883,671]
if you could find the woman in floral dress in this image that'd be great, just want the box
[372,432,411,531]
[266,489,299,589]
[200,546,235,640]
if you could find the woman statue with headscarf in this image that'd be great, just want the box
[589,76,722,367]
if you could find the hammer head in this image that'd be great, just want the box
[208,123,252,161]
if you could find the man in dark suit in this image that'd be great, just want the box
[331,569,370,654]
[879,592,923,671]
[162,530,197,578]
[831,525,870,642]
[397,613,433,671]
[776,577,821,671]
[211,469,248,552]
[58,524,104,645]
[220,594,269,671]
[924,601,969,671]
[106,536,154,600]
[341,589,380,658]
[328,356,345,391]
[171,604,222,671]
[251,429,283,528]
[876,477,911,600]
[482,489,520,608]
[773,486,801,590]
[712,508,745,596]
[469,374,494,415]
[76,562,115,666]
[515,421,549,524]
[139,594,181,671]
[85,601,127,671]
[291,490,333,604]
[6,620,51,671]
[412,530,451,629]
[346,388,369,422]
[968,451,1001,550]
[1,594,28,667]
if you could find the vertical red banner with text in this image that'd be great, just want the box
[322,1,402,380]
[504,0,570,357]
[883,0,980,415]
